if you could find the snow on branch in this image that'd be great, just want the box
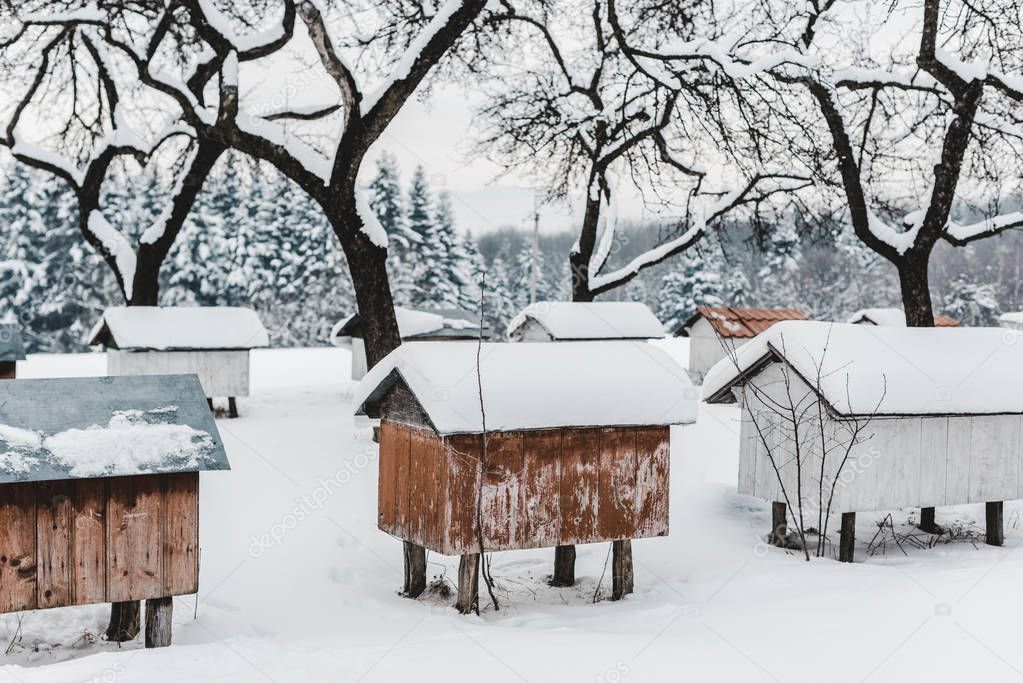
[86,212,137,298]
[944,212,1023,245]
[868,210,922,256]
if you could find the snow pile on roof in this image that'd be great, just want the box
[999,312,1023,329]
[332,306,481,342]
[0,374,230,482]
[89,306,270,350]
[355,341,696,434]
[506,302,665,340]
[847,308,958,328]
[703,321,1023,416]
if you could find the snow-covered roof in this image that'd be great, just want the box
[999,312,1023,329]
[332,306,486,342]
[677,306,808,338]
[0,374,230,483]
[506,302,665,340]
[355,341,697,434]
[703,321,1023,416]
[847,308,958,328]
[0,324,26,362]
[88,306,270,350]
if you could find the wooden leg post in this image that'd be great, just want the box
[770,501,787,546]
[611,540,634,600]
[403,541,427,598]
[228,397,239,418]
[919,506,940,534]
[206,398,214,413]
[551,544,576,587]
[839,512,856,563]
[986,501,1004,547]
[456,553,480,614]
[105,600,141,642]
[144,597,173,648]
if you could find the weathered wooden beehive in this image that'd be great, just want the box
[0,323,26,379]
[0,374,230,647]
[332,306,487,380]
[355,341,697,612]
[89,306,269,417]
[704,321,1023,562]
[506,301,664,342]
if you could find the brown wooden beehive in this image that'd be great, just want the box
[0,374,229,629]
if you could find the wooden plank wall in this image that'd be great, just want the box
[108,349,250,397]
[378,421,670,555]
[0,473,198,614]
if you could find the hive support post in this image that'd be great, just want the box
[105,601,141,642]
[228,397,239,419]
[769,501,787,546]
[839,513,856,563]
[206,398,214,412]
[144,597,173,648]
[456,553,480,614]
[551,545,576,587]
[919,506,940,534]
[611,540,634,601]
[986,502,1004,547]
[403,541,427,598]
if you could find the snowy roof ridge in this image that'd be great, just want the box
[88,306,270,350]
[354,341,697,434]
[847,307,959,328]
[0,375,230,483]
[331,306,485,341]
[506,301,665,340]
[703,321,1023,416]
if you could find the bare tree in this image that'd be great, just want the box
[632,0,1023,325]
[474,0,808,302]
[0,1,296,305]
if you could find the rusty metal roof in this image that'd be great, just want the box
[679,306,810,338]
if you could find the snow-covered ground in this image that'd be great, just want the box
[5,345,1023,682]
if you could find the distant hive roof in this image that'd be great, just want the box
[88,306,270,350]
[0,374,230,483]
[506,302,665,340]
[847,308,959,328]
[354,340,697,435]
[678,306,809,338]
[332,306,487,342]
[703,321,1023,416]
[0,324,26,362]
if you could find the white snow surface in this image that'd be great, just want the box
[86,212,137,299]
[331,306,478,342]
[703,321,1023,416]
[355,187,389,248]
[354,340,696,433]
[89,306,270,350]
[6,347,1023,682]
[507,301,666,340]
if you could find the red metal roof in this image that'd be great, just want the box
[933,314,959,327]
[689,306,809,338]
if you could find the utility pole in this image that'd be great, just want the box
[530,190,540,304]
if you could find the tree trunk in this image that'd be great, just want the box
[570,168,605,302]
[106,600,141,642]
[144,597,173,648]
[456,553,479,614]
[550,545,575,587]
[128,253,162,306]
[898,258,935,328]
[770,501,787,546]
[611,539,634,600]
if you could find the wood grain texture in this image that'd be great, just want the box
[162,473,199,596]
[36,481,72,608]
[0,483,37,612]
[107,476,163,603]
[378,423,671,555]
[71,479,107,605]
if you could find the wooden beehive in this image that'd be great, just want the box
[0,375,229,625]
[356,340,696,610]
